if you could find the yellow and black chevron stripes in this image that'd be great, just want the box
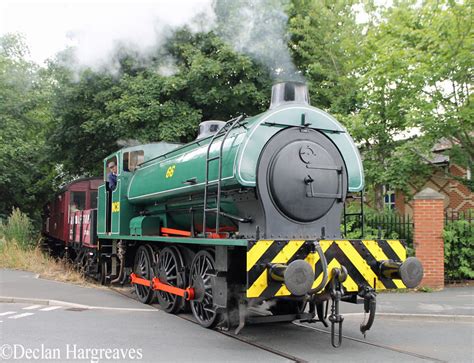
[246,239,408,299]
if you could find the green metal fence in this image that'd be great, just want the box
[365,214,413,246]
[343,209,413,247]
[445,210,473,225]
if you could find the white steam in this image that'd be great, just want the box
[1,0,301,79]
[62,0,301,79]
[64,1,215,73]
[215,0,303,81]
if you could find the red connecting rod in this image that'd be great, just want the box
[130,273,195,301]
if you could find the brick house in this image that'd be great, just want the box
[389,140,473,216]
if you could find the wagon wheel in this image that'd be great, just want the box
[133,245,155,304]
[157,247,185,313]
[75,250,87,272]
[190,250,218,328]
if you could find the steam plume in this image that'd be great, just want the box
[12,0,302,80]
[214,0,304,81]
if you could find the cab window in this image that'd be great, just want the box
[123,152,130,172]
[105,156,118,191]
[105,156,118,180]
[130,150,144,171]
[124,150,144,172]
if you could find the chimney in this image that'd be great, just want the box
[269,81,310,109]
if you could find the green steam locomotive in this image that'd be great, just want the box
[44,81,423,347]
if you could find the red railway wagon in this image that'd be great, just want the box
[43,177,102,254]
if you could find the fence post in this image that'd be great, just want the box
[413,188,445,289]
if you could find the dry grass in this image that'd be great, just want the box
[0,238,93,286]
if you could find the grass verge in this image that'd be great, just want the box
[0,209,92,286]
[0,238,91,286]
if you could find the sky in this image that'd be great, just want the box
[0,0,390,78]
[0,0,215,65]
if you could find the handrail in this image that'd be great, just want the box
[202,115,244,235]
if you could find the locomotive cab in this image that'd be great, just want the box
[97,142,183,236]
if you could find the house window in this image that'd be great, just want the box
[383,185,395,210]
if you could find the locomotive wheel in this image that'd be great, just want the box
[133,245,155,304]
[157,247,185,313]
[190,250,218,328]
[99,260,108,285]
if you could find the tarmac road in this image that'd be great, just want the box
[1,269,473,363]
[0,302,287,363]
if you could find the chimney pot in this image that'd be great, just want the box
[270,82,310,109]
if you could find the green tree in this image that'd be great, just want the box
[288,0,363,114]
[0,33,55,221]
[383,1,473,189]
[164,29,272,118]
[47,55,122,176]
[48,29,272,176]
[343,0,473,208]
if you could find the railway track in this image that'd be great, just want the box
[109,286,307,362]
[110,285,446,363]
[291,321,446,363]
[178,313,307,363]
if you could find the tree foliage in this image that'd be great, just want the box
[289,0,362,114]
[344,0,472,207]
[444,217,474,280]
[0,0,472,220]
[0,34,55,220]
[48,30,271,176]
[383,1,473,188]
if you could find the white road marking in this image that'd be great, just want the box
[0,311,16,316]
[22,305,42,310]
[8,312,35,319]
[39,306,62,311]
